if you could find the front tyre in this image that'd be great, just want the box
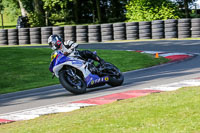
[59,69,86,94]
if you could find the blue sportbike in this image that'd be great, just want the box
[49,50,124,94]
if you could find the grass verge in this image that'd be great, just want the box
[0,86,199,132]
[0,47,169,94]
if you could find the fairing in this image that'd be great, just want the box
[49,51,109,87]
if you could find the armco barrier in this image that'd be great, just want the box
[1,18,200,45]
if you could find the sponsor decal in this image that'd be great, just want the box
[51,53,57,61]
[91,80,94,85]
[72,60,83,67]
[72,61,83,65]
[105,77,109,81]
[89,76,109,86]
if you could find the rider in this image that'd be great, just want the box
[48,34,105,64]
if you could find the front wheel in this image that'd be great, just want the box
[59,68,86,94]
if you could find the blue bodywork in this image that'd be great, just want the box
[85,74,109,87]
[49,51,70,73]
[49,51,109,87]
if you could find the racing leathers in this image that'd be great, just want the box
[60,40,105,64]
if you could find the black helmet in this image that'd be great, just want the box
[48,34,63,50]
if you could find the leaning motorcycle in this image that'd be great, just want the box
[49,50,124,94]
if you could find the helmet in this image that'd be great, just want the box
[48,34,63,50]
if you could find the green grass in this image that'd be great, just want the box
[0,86,199,133]
[0,47,56,94]
[0,47,169,94]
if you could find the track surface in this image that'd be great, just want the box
[1,40,200,115]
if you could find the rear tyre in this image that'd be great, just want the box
[108,73,124,87]
[103,63,124,87]
[59,69,86,94]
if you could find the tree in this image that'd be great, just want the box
[69,0,127,24]
[0,0,4,29]
[73,0,80,23]
[108,0,127,22]
[1,0,20,22]
[18,0,27,17]
[42,0,72,25]
[16,0,44,27]
[126,0,180,22]
[1,0,131,27]
[33,0,43,15]
[96,0,102,23]
[175,0,197,18]
[30,0,44,27]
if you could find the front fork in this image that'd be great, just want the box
[65,69,81,81]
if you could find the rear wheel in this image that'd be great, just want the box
[108,72,124,87]
[102,63,124,87]
[59,68,86,94]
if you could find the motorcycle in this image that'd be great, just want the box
[49,50,124,94]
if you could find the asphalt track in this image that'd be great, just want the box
[1,40,200,115]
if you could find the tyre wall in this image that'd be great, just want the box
[8,29,18,45]
[191,18,200,38]
[126,22,139,40]
[53,27,64,41]
[18,28,30,45]
[64,26,76,42]
[152,20,164,39]
[164,19,178,39]
[113,23,126,40]
[0,29,8,45]
[76,25,88,43]
[178,19,191,38]
[41,27,52,44]
[139,21,151,39]
[30,28,41,44]
[1,18,200,45]
[88,25,101,42]
[101,24,113,42]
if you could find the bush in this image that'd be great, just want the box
[126,0,180,22]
